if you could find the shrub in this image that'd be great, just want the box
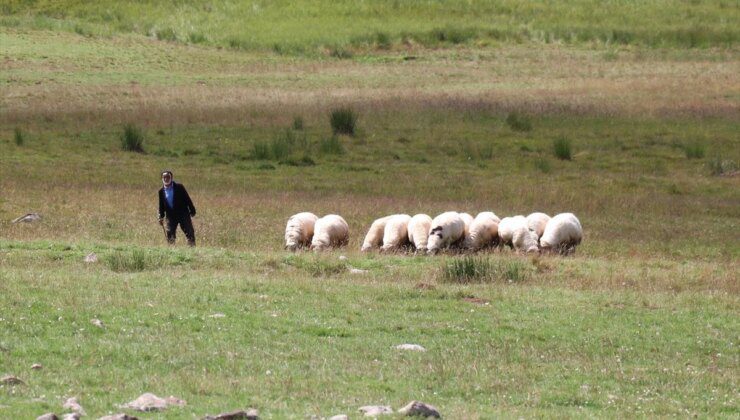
[683,142,705,159]
[439,256,530,284]
[120,124,145,153]
[330,107,357,136]
[505,112,532,132]
[553,136,572,160]
[252,141,270,160]
[156,27,178,42]
[707,157,738,176]
[534,157,552,173]
[280,155,316,167]
[329,47,353,59]
[14,128,23,146]
[319,136,344,155]
[292,116,304,130]
[375,31,391,49]
[188,32,207,44]
[105,249,159,272]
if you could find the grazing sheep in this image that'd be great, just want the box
[311,214,349,251]
[464,211,501,251]
[284,212,319,251]
[498,215,539,253]
[539,213,583,255]
[361,215,393,252]
[526,212,551,238]
[381,214,412,252]
[459,212,474,236]
[407,214,433,253]
[427,212,466,255]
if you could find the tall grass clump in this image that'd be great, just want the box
[14,128,24,146]
[252,129,311,162]
[292,116,304,130]
[553,136,572,160]
[440,256,530,284]
[319,136,344,155]
[534,157,552,173]
[330,107,357,136]
[105,249,160,272]
[683,141,705,159]
[120,124,145,153]
[707,157,737,176]
[505,112,532,132]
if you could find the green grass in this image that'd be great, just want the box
[120,123,145,153]
[0,3,738,417]
[1,0,738,54]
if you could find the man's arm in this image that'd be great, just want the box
[181,185,196,216]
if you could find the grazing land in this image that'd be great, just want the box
[1,1,739,418]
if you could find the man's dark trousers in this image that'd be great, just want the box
[166,216,195,246]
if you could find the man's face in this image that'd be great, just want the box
[162,173,172,186]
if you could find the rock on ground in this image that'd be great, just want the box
[36,414,58,420]
[97,414,139,420]
[203,408,258,420]
[0,375,24,385]
[32,363,43,370]
[398,401,441,418]
[84,253,98,263]
[121,393,186,412]
[12,213,42,223]
[395,344,427,352]
[329,415,349,420]
[63,397,85,415]
[61,414,81,420]
[98,413,139,420]
[359,405,393,417]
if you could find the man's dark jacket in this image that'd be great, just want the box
[158,182,196,220]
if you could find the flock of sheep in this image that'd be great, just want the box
[285,211,583,255]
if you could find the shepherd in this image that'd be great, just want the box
[158,170,197,246]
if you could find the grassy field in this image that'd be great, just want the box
[1,1,739,418]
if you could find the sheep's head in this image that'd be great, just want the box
[426,226,444,254]
[360,243,373,252]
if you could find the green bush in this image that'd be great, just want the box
[156,27,177,42]
[440,256,530,284]
[505,112,532,132]
[330,107,357,136]
[292,116,304,130]
[534,157,552,173]
[14,128,23,146]
[683,142,705,159]
[252,141,270,160]
[319,136,344,155]
[105,249,159,272]
[120,124,145,153]
[553,136,572,160]
[188,32,207,44]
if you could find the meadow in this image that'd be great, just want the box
[1,1,739,418]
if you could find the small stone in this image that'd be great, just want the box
[338,255,348,261]
[395,344,427,352]
[91,319,104,328]
[329,415,349,420]
[0,375,24,385]
[398,401,441,418]
[36,414,59,420]
[63,397,85,415]
[12,213,42,223]
[84,253,98,263]
[203,408,258,419]
[121,393,186,412]
[208,313,226,318]
[97,414,139,420]
[61,414,81,420]
[359,405,393,417]
[32,363,43,370]
[349,268,368,274]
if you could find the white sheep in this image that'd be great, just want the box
[361,215,393,252]
[539,213,583,255]
[284,212,319,251]
[464,211,501,251]
[427,212,465,255]
[498,215,539,253]
[407,214,433,253]
[381,214,412,252]
[459,212,474,236]
[310,214,349,251]
[526,212,551,239]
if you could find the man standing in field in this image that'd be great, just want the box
[158,170,197,246]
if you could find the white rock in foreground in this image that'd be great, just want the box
[121,393,186,412]
[84,253,98,263]
[398,401,441,418]
[359,405,393,417]
[62,397,85,415]
[97,414,139,420]
[395,344,427,352]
